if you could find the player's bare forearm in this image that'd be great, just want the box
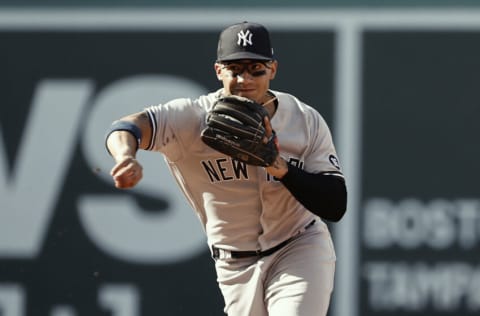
[106,112,151,189]
[107,130,139,162]
[113,112,152,150]
[106,132,143,189]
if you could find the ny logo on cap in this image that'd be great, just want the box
[237,30,253,47]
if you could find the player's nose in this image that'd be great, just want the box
[235,71,253,82]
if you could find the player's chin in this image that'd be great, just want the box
[232,90,258,101]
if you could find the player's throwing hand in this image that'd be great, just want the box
[110,156,143,189]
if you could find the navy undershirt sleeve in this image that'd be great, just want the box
[279,163,347,222]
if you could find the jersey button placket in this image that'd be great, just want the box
[257,166,268,250]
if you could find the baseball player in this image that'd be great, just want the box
[105,21,347,316]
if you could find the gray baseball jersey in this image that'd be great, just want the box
[144,88,341,315]
[145,88,341,251]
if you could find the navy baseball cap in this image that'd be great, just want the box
[216,21,274,62]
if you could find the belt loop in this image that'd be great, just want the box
[211,245,219,260]
[212,246,233,260]
[219,248,232,260]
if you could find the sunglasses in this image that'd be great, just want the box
[221,61,272,77]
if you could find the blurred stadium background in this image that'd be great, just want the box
[0,1,479,315]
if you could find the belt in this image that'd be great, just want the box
[211,219,316,260]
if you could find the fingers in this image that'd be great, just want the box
[263,116,276,144]
[110,155,134,175]
[110,156,143,189]
[264,116,273,138]
[263,116,280,151]
[113,166,143,189]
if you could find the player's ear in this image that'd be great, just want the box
[268,60,278,80]
[214,63,224,80]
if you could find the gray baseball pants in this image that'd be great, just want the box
[214,224,336,316]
